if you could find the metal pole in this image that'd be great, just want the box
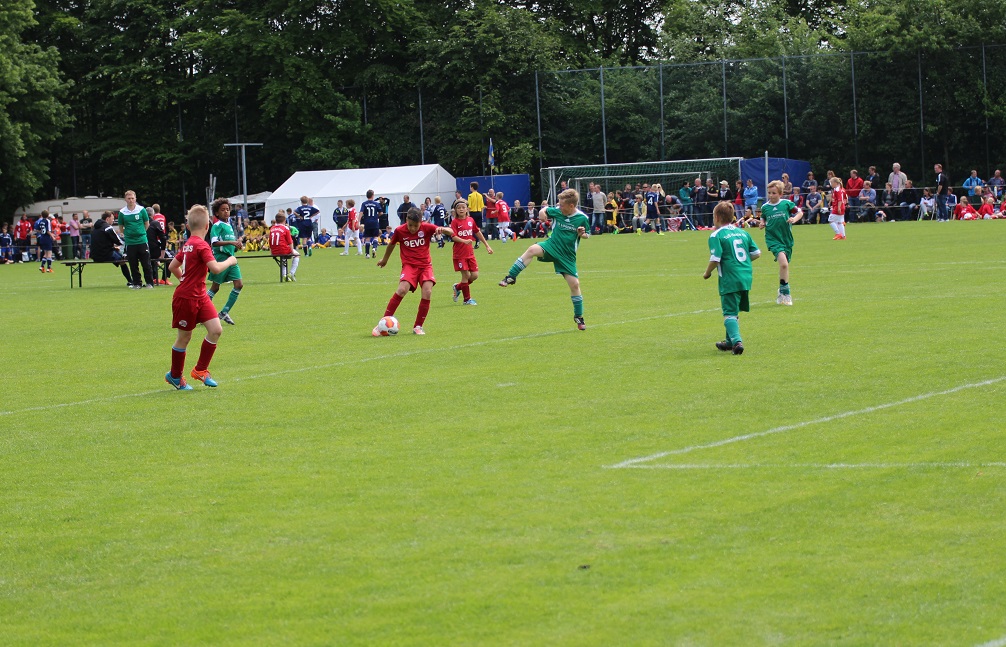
[535,71,543,170]
[480,87,485,176]
[659,63,665,160]
[764,150,769,202]
[418,85,425,165]
[982,43,990,178]
[599,66,607,164]
[362,90,368,125]
[781,56,790,159]
[851,52,860,167]
[918,50,925,179]
[224,143,263,220]
[721,60,728,156]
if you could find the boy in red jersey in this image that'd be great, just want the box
[340,199,362,255]
[269,212,301,280]
[449,201,493,306]
[375,207,455,335]
[165,205,238,390]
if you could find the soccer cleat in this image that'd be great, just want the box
[46,268,53,273]
[413,325,425,335]
[190,368,218,387]
[840,234,847,239]
[289,274,296,282]
[782,294,793,306]
[452,283,460,302]
[732,342,745,355]
[499,275,516,287]
[372,326,382,337]
[776,293,786,305]
[165,372,194,391]
[340,251,348,256]
[144,283,155,289]
[574,316,586,331]
[463,299,477,306]
[129,284,141,289]
[219,312,235,325]
[833,234,842,240]
[39,266,45,273]
[371,248,377,258]
[715,339,734,351]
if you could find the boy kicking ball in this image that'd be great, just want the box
[165,205,238,390]
[499,188,590,330]
[704,201,760,355]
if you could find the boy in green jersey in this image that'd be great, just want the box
[759,179,803,306]
[704,201,761,355]
[207,198,244,325]
[499,188,590,330]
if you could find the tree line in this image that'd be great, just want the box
[3,0,1005,218]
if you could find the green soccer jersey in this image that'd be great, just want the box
[542,207,590,258]
[708,224,760,295]
[210,220,238,261]
[118,206,149,245]
[760,199,797,252]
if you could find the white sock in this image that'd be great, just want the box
[839,223,846,236]
[830,222,840,235]
[291,256,300,274]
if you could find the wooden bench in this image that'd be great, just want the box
[61,254,293,288]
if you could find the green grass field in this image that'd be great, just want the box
[3,221,1005,645]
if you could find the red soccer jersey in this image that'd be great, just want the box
[152,213,166,230]
[346,208,359,231]
[173,236,214,300]
[484,195,498,219]
[269,224,294,255]
[831,186,847,216]
[16,220,30,239]
[497,200,510,223]
[391,222,438,267]
[451,216,478,261]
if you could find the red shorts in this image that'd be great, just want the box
[172,294,218,331]
[453,257,478,273]
[399,264,436,291]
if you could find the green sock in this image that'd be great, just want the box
[724,316,741,344]
[779,280,790,295]
[207,289,217,300]
[508,258,526,279]
[222,288,241,315]
[571,295,583,317]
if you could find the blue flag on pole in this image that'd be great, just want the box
[488,138,495,170]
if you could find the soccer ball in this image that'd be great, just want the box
[377,316,399,336]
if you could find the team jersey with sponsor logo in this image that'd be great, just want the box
[390,222,439,268]
[210,219,238,261]
[174,236,215,300]
[760,199,798,251]
[708,224,760,295]
[450,216,478,261]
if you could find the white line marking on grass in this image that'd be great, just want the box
[628,462,1006,470]
[0,305,732,417]
[976,634,1006,647]
[607,375,1006,469]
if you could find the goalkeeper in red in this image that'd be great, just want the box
[703,201,760,355]
[499,188,590,330]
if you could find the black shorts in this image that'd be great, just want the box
[363,227,381,238]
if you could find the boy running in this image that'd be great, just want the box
[759,179,803,306]
[165,205,238,390]
[704,201,761,355]
[375,208,455,336]
[450,202,493,306]
[498,188,590,330]
[207,198,244,325]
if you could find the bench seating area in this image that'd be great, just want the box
[60,254,293,288]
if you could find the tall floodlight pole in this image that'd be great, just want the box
[224,142,263,219]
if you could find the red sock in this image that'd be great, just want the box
[385,293,404,316]
[170,347,186,379]
[414,298,431,328]
[461,283,471,300]
[195,338,216,372]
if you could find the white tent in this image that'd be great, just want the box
[264,164,457,233]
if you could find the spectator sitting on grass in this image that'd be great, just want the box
[313,229,333,247]
[977,195,996,219]
[954,197,979,220]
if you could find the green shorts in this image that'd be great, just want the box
[209,263,242,284]
[720,290,750,317]
[536,243,578,277]
[770,246,793,262]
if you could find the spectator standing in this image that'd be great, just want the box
[743,179,759,214]
[865,166,882,192]
[15,215,31,262]
[150,204,167,231]
[467,182,485,239]
[397,194,417,227]
[802,172,818,194]
[67,213,81,259]
[119,191,154,288]
[146,215,170,285]
[716,180,733,203]
[80,211,93,258]
[678,181,694,224]
[934,164,952,221]
[333,199,349,235]
[846,170,864,222]
[483,188,499,239]
[512,200,528,235]
[962,170,984,199]
[590,184,606,234]
[733,180,745,220]
[692,178,709,227]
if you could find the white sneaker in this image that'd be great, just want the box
[776,293,785,305]
[783,294,793,306]
[340,252,348,256]
[413,326,425,335]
